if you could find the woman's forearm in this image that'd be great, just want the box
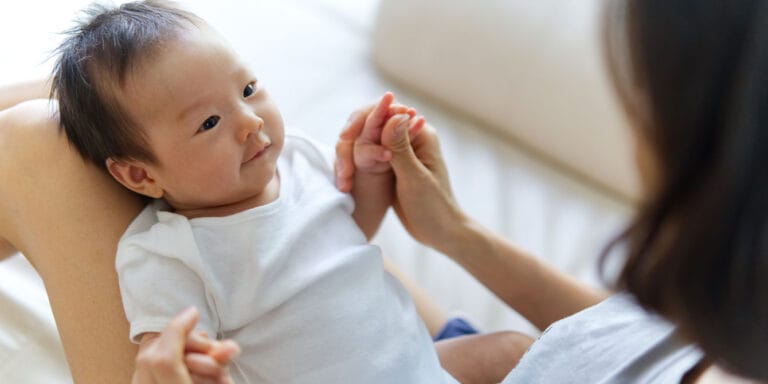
[442,217,608,331]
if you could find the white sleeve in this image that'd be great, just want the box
[117,240,218,344]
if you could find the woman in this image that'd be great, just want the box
[0,0,765,383]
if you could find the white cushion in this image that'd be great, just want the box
[372,0,640,200]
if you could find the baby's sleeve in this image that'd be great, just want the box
[116,238,218,344]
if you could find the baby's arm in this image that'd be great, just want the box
[346,93,424,239]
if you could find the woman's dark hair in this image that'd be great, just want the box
[602,0,768,379]
[50,0,199,169]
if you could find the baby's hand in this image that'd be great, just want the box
[349,92,425,174]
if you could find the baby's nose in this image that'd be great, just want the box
[238,113,264,142]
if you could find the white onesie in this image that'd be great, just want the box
[116,131,457,384]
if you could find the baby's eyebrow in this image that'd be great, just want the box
[177,97,209,123]
[234,64,255,82]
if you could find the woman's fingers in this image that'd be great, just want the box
[131,364,157,384]
[190,374,219,384]
[208,339,241,364]
[132,307,199,384]
[335,139,356,192]
[185,353,224,377]
[185,331,213,354]
[186,341,239,383]
[381,115,424,172]
[339,105,374,141]
[409,116,425,138]
[161,307,199,351]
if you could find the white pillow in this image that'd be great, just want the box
[372,0,640,200]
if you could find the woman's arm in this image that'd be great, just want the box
[0,99,145,382]
[446,217,608,331]
[387,123,607,330]
[337,113,607,331]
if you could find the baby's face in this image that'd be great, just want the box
[120,25,284,216]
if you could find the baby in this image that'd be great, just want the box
[51,1,528,383]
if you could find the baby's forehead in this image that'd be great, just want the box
[117,27,245,120]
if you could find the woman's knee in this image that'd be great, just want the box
[494,331,534,363]
[0,99,141,256]
[0,99,60,242]
[0,237,17,261]
[0,99,60,172]
[436,330,534,383]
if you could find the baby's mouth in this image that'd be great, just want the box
[244,135,272,163]
[250,144,271,161]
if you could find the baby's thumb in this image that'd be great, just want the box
[382,114,423,175]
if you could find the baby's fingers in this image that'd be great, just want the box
[362,92,395,142]
[355,143,393,167]
[388,104,416,118]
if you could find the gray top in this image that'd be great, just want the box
[502,293,703,383]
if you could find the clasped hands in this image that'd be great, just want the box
[335,92,465,253]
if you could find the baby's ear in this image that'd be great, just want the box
[106,157,164,199]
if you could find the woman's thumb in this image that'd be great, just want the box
[382,115,422,173]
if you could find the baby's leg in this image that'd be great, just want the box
[436,331,533,384]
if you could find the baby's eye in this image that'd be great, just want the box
[243,82,256,98]
[199,115,220,132]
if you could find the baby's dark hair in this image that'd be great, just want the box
[51,0,200,169]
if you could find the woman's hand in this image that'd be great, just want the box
[131,307,240,384]
[335,97,467,253]
[379,120,468,253]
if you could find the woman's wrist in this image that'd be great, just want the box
[435,210,488,262]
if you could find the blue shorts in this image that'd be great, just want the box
[433,317,479,341]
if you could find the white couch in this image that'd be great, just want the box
[0,0,632,382]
